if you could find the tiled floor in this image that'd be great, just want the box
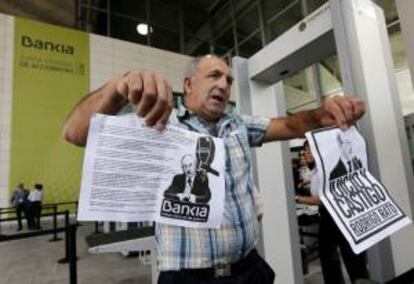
[0,218,353,284]
[0,221,151,284]
[304,257,352,284]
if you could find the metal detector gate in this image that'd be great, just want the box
[232,0,414,283]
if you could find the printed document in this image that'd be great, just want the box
[78,113,225,228]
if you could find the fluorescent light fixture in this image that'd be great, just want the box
[136,23,153,35]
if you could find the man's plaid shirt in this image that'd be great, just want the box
[156,104,270,271]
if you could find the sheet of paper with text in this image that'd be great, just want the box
[78,113,225,228]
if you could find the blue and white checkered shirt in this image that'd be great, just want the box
[156,104,270,271]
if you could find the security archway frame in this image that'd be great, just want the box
[232,0,414,283]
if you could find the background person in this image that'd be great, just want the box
[21,186,35,230]
[10,183,26,230]
[63,54,365,284]
[28,183,44,230]
[296,150,312,196]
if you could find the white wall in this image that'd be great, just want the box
[0,14,14,207]
[395,68,414,116]
[90,34,192,93]
[396,0,414,86]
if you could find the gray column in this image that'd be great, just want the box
[249,80,303,284]
[232,57,265,256]
[396,0,414,85]
[233,56,304,284]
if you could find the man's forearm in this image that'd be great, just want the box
[285,108,323,138]
[63,77,127,146]
[264,95,365,142]
[264,108,323,141]
[296,195,321,205]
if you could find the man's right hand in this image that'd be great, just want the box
[114,70,173,130]
[63,70,173,146]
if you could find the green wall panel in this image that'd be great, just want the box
[10,17,89,208]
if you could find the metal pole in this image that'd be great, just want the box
[75,201,79,226]
[179,0,185,54]
[300,0,308,16]
[230,0,239,56]
[146,0,152,46]
[58,210,70,264]
[68,224,78,284]
[256,0,268,46]
[76,0,83,30]
[0,209,2,236]
[106,0,111,36]
[49,205,62,242]
[85,0,90,32]
[207,15,215,53]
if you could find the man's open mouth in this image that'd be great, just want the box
[211,95,225,103]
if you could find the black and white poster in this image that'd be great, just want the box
[78,114,225,229]
[306,126,411,253]
[158,136,222,226]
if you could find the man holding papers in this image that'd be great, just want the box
[63,54,365,284]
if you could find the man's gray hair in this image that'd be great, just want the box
[183,54,227,78]
[181,154,193,164]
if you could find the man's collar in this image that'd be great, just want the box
[176,101,230,122]
[176,101,190,118]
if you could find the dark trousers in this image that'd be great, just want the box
[319,206,369,284]
[31,201,42,229]
[158,249,275,284]
[15,204,34,229]
[23,202,35,229]
[15,205,23,229]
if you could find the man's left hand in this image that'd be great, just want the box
[319,95,365,130]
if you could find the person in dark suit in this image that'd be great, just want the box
[10,183,26,230]
[164,154,211,203]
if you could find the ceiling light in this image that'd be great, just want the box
[136,23,153,35]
